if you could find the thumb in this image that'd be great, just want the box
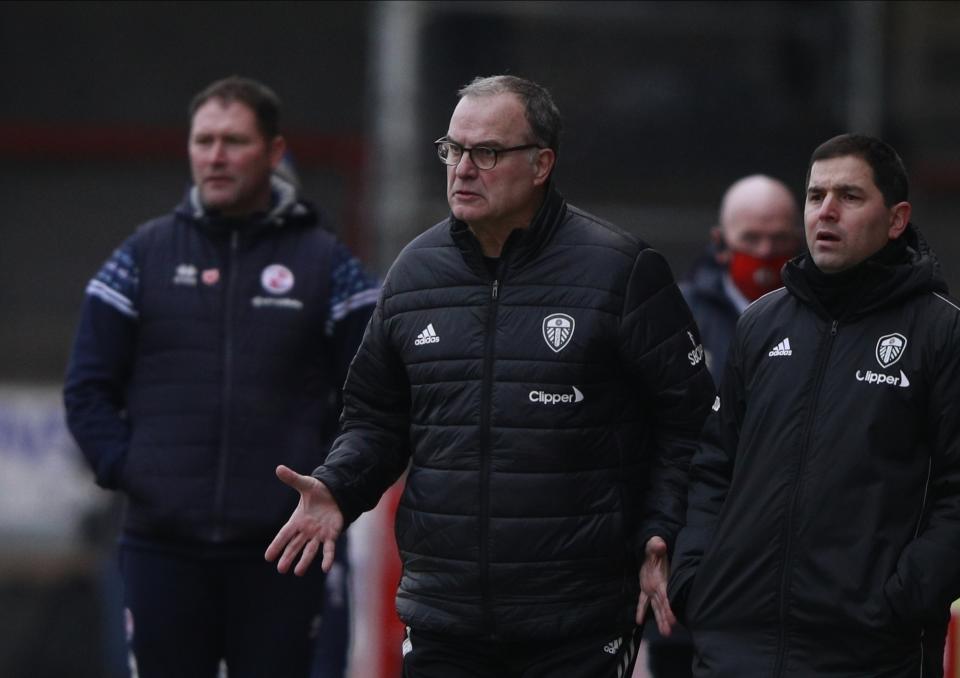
[275,464,316,493]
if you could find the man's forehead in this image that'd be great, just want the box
[191,98,257,129]
[807,155,874,189]
[447,93,528,141]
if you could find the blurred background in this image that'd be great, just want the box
[2,1,959,676]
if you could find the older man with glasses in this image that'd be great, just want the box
[267,74,714,678]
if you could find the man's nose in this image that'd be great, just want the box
[210,139,227,163]
[754,239,775,258]
[454,150,479,177]
[817,194,839,221]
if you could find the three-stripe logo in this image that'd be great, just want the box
[414,323,440,346]
[768,338,793,357]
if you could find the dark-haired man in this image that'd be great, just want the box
[646,174,802,678]
[64,76,377,677]
[670,134,960,677]
[265,74,715,677]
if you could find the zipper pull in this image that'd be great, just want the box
[831,320,838,335]
[492,280,499,300]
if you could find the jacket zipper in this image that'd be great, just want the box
[212,229,240,541]
[479,273,501,636]
[773,319,838,676]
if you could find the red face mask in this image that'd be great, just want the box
[729,251,792,301]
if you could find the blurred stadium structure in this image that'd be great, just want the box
[2,2,960,676]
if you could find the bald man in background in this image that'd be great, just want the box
[680,175,802,377]
[643,175,801,678]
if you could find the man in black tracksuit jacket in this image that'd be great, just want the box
[266,75,715,677]
[670,134,960,677]
[63,77,378,678]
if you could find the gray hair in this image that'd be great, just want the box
[458,75,562,155]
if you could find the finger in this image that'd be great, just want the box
[320,537,337,574]
[279,532,308,573]
[636,591,649,625]
[265,521,298,563]
[652,594,677,636]
[295,537,321,577]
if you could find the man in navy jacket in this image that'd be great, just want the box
[64,76,377,678]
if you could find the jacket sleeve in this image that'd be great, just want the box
[884,303,960,625]
[312,296,411,525]
[668,331,745,618]
[325,242,380,389]
[62,239,140,489]
[619,247,716,557]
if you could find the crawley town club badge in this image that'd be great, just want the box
[876,333,907,368]
[261,264,295,295]
[543,313,575,353]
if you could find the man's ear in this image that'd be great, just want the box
[269,136,288,170]
[888,201,911,239]
[711,226,730,264]
[531,148,556,187]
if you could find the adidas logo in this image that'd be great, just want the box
[603,637,622,655]
[768,338,793,357]
[414,323,440,346]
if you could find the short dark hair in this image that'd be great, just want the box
[458,75,562,155]
[807,133,909,206]
[189,76,282,139]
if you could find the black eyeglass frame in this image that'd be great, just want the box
[433,137,543,170]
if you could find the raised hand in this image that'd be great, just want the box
[636,535,677,636]
[264,465,344,576]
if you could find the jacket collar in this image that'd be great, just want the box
[782,223,947,320]
[178,174,314,238]
[449,184,567,276]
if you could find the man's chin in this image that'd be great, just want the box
[451,205,487,224]
[199,191,238,213]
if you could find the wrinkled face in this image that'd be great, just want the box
[189,99,284,217]
[804,156,908,273]
[445,93,553,232]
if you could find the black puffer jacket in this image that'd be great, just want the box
[680,250,741,380]
[315,187,714,640]
[670,226,960,677]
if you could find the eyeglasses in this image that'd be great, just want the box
[434,138,542,170]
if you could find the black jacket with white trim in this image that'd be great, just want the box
[670,225,960,677]
[314,185,715,640]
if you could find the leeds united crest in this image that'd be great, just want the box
[543,313,575,353]
[875,333,907,368]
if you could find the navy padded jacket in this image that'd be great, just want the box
[64,180,378,546]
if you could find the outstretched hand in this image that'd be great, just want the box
[264,465,344,576]
[636,535,677,636]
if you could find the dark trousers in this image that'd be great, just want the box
[119,543,326,678]
[644,623,693,678]
[402,625,643,678]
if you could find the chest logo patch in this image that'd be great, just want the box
[261,264,294,295]
[876,333,907,368]
[543,313,575,353]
